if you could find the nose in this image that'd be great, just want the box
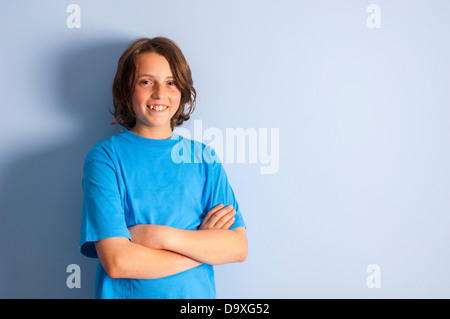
[151,83,165,99]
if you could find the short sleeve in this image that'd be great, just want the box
[79,148,131,258]
[202,146,246,230]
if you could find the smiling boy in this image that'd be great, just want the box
[79,37,247,299]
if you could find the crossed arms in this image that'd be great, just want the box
[95,204,248,279]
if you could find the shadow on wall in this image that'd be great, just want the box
[0,39,131,298]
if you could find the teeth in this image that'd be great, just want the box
[149,105,167,111]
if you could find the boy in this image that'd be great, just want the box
[79,37,247,299]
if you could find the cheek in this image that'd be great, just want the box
[170,91,182,105]
[130,90,139,108]
[168,105,178,118]
[130,93,138,109]
[132,88,146,104]
[170,93,182,114]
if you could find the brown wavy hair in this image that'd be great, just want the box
[111,37,196,130]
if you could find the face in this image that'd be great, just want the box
[131,52,181,139]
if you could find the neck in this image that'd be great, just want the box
[130,125,173,140]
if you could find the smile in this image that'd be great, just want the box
[147,104,169,112]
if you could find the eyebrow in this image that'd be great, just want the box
[137,74,174,80]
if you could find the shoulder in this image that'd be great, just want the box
[84,131,127,164]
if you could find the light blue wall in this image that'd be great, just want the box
[1,0,449,298]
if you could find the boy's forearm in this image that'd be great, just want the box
[95,237,202,280]
[162,227,248,265]
[119,243,202,279]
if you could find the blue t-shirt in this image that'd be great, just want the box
[79,129,245,299]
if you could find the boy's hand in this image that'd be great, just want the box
[199,204,236,230]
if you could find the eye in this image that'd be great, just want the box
[139,80,152,86]
[168,81,177,86]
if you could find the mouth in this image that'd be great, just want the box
[147,104,169,112]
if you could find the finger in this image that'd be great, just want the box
[210,207,236,229]
[202,204,224,225]
[221,216,236,230]
[199,204,226,230]
[207,205,234,227]
[215,210,236,229]
[201,206,232,230]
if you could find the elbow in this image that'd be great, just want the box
[106,266,123,279]
[232,227,248,263]
[102,257,122,279]
[236,243,248,263]
[96,238,138,279]
[238,250,247,263]
[102,254,130,279]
